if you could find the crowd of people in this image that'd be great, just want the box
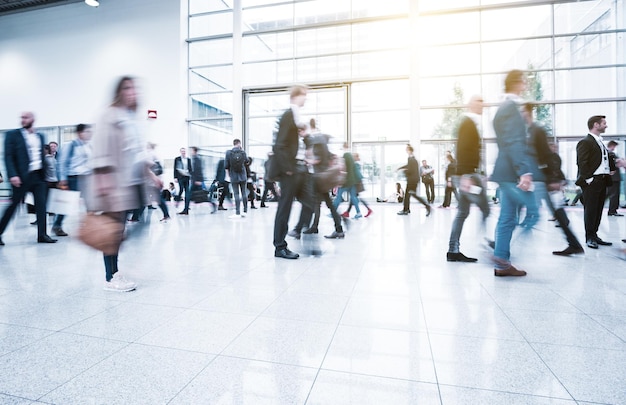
[1,72,625,291]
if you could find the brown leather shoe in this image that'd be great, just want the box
[494,265,527,277]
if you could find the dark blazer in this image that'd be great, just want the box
[455,116,481,176]
[608,151,621,182]
[191,155,204,183]
[576,134,615,187]
[4,129,46,180]
[398,155,419,184]
[173,156,192,180]
[491,99,533,183]
[525,123,547,182]
[271,108,299,178]
[215,159,226,182]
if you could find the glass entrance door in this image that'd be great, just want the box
[352,142,410,201]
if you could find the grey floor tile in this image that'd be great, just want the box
[533,343,626,404]
[0,332,126,399]
[223,316,337,368]
[430,334,571,399]
[0,393,39,404]
[340,295,427,332]
[192,284,281,315]
[261,291,349,323]
[307,370,441,405]
[170,356,317,405]
[322,325,436,382]
[439,385,576,404]
[0,323,53,356]
[40,343,214,405]
[589,313,626,342]
[137,308,256,354]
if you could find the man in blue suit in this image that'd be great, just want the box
[491,70,535,276]
[0,112,57,245]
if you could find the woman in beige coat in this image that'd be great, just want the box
[87,76,160,291]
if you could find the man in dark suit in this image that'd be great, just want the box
[491,70,535,277]
[173,147,192,215]
[576,115,615,249]
[0,112,57,245]
[447,95,489,262]
[271,84,311,259]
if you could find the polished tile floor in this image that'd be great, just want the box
[0,197,625,404]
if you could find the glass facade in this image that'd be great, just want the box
[187,0,626,197]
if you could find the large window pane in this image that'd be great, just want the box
[419,76,482,107]
[481,38,553,73]
[242,3,294,32]
[555,32,619,68]
[419,44,481,76]
[242,60,295,87]
[555,67,625,100]
[352,50,409,78]
[555,2,615,34]
[419,108,465,140]
[189,12,233,38]
[189,39,233,66]
[296,54,352,82]
[352,111,409,142]
[352,19,410,52]
[481,5,552,41]
[242,32,294,62]
[295,26,351,58]
[554,101,626,137]
[418,0,479,13]
[352,80,409,111]
[190,66,233,93]
[190,93,233,119]
[189,120,233,151]
[190,0,232,14]
[418,12,480,46]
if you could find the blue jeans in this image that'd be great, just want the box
[448,174,490,253]
[232,181,247,215]
[494,182,536,269]
[333,186,360,214]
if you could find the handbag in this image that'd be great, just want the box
[151,161,164,176]
[47,188,80,216]
[355,182,365,194]
[313,155,347,193]
[191,189,210,203]
[77,212,124,256]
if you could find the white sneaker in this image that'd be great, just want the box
[104,273,137,292]
[228,214,241,219]
[241,212,246,218]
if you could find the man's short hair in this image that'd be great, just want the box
[587,115,606,130]
[233,139,241,146]
[76,123,90,133]
[49,141,58,146]
[607,140,618,148]
[190,146,198,153]
[504,69,525,93]
[290,84,308,99]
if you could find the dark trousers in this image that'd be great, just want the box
[423,179,435,203]
[403,181,429,212]
[582,175,609,240]
[0,170,48,239]
[178,177,190,211]
[313,192,343,232]
[261,180,278,204]
[273,167,312,250]
[442,184,458,207]
[607,180,621,213]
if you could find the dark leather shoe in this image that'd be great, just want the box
[494,265,526,277]
[608,212,624,217]
[0,237,4,246]
[622,239,626,243]
[37,235,58,243]
[302,228,318,234]
[287,229,301,240]
[552,246,584,256]
[425,205,431,217]
[52,228,68,237]
[274,248,299,259]
[447,252,478,262]
[324,231,345,239]
[586,239,598,249]
[397,210,410,215]
[178,210,189,215]
[218,206,227,211]
[594,237,612,246]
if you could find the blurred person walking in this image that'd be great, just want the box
[86,76,160,291]
[225,139,249,218]
[260,152,279,207]
[446,95,489,262]
[440,151,458,208]
[53,123,93,236]
[332,143,362,218]
[0,112,57,245]
[397,144,431,216]
[420,160,435,204]
[606,140,624,216]
[491,70,536,276]
[174,147,192,215]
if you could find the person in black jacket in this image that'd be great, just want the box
[440,151,458,208]
[522,103,583,256]
[397,144,431,216]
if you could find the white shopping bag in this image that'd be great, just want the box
[47,189,81,216]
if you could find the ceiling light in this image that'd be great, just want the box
[85,0,99,7]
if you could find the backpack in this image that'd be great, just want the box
[230,149,245,173]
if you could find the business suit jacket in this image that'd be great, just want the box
[270,108,299,179]
[173,156,192,180]
[191,155,204,184]
[491,99,533,183]
[576,134,614,188]
[455,115,480,176]
[398,155,420,184]
[525,123,547,183]
[4,129,46,181]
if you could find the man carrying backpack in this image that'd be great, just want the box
[225,138,248,218]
